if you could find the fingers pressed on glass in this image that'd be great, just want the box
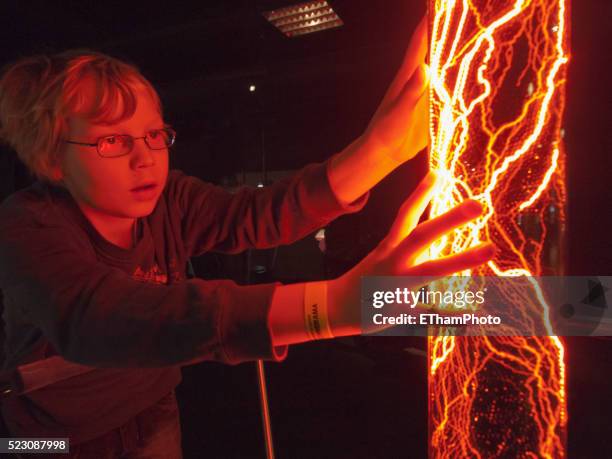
[382,16,429,107]
[395,64,428,113]
[399,16,428,82]
[397,199,484,256]
[403,242,495,278]
[386,171,438,247]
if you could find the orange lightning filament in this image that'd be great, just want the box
[427,0,568,458]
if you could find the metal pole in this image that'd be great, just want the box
[255,359,275,459]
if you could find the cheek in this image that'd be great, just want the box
[63,154,127,201]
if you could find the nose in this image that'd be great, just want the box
[130,137,155,169]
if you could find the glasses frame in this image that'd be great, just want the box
[64,127,176,158]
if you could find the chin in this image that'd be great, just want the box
[130,202,158,218]
[112,198,159,219]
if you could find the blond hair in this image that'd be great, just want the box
[0,50,162,182]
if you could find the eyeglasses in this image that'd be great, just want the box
[64,127,176,158]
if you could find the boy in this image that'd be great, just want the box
[0,20,492,458]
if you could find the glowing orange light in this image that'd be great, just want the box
[427,0,569,457]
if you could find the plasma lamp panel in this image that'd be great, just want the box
[427,0,569,457]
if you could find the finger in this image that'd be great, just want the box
[393,64,429,115]
[398,199,485,256]
[400,16,428,78]
[401,242,495,279]
[381,15,428,107]
[389,67,430,157]
[386,170,438,247]
[404,88,431,153]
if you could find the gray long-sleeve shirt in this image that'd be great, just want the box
[0,158,368,443]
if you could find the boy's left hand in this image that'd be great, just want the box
[364,16,429,164]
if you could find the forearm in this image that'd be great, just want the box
[327,134,402,205]
[175,163,370,256]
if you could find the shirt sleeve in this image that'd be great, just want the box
[168,154,369,257]
[0,203,287,368]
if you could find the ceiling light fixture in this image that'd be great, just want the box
[262,1,343,37]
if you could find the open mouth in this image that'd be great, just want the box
[131,184,157,192]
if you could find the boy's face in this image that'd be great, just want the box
[57,85,169,221]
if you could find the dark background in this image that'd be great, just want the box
[0,0,611,457]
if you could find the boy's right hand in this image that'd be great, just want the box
[327,171,495,336]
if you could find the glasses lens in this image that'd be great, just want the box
[98,135,133,157]
[146,128,175,150]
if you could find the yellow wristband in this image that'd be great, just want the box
[304,281,333,340]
